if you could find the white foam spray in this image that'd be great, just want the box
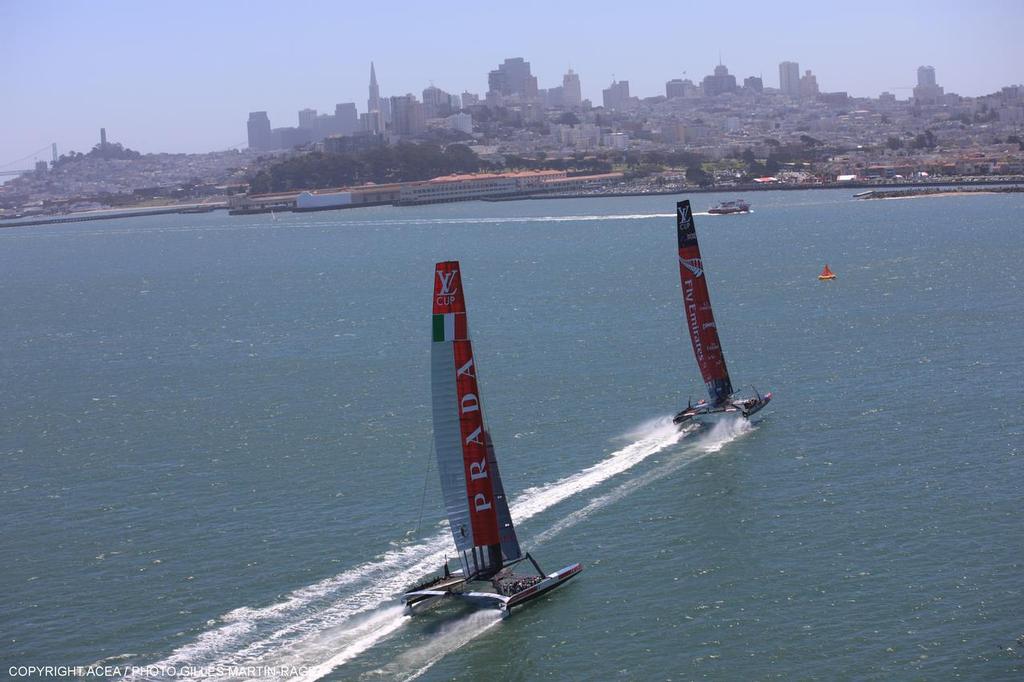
[125,415,720,681]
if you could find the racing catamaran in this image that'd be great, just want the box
[672,199,772,425]
[403,261,581,614]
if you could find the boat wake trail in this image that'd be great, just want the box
[392,417,756,682]
[126,416,684,681]
[534,415,753,546]
[381,610,504,682]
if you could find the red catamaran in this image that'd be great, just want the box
[672,200,772,424]
[403,261,581,614]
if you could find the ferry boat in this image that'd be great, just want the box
[707,199,750,215]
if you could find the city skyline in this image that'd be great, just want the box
[2,0,1023,163]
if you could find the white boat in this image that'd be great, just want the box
[672,200,771,425]
[403,261,582,615]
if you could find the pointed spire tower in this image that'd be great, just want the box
[367,61,383,133]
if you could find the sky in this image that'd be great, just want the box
[2,0,1023,165]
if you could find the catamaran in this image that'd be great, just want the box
[403,261,582,615]
[672,199,772,425]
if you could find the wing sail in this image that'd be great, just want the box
[676,200,733,406]
[431,261,520,579]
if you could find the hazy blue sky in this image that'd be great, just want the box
[2,0,1022,164]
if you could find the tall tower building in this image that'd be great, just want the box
[389,94,425,136]
[246,111,272,151]
[912,65,944,104]
[334,103,358,135]
[799,69,819,99]
[602,80,630,109]
[298,108,318,129]
[779,61,800,97]
[701,64,737,96]
[487,58,538,99]
[917,65,936,87]
[364,62,385,132]
[562,69,582,107]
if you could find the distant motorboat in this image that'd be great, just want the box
[818,264,836,280]
[708,199,750,215]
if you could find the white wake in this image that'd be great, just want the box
[123,417,681,679]
[125,415,740,681]
[393,416,756,681]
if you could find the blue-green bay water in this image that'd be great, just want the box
[2,190,1022,680]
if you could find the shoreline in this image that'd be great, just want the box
[3,179,1023,228]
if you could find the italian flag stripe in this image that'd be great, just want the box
[432,313,467,342]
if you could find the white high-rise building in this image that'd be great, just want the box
[913,65,944,104]
[779,61,800,97]
[562,69,582,108]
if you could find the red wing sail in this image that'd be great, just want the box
[431,261,519,579]
[676,200,733,407]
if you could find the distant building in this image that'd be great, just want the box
[799,69,819,99]
[562,69,582,108]
[602,80,630,109]
[390,94,425,136]
[461,91,480,107]
[487,58,538,99]
[335,103,358,135]
[743,76,763,93]
[913,65,944,104]
[879,91,897,104]
[666,79,687,99]
[819,91,849,106]
[779,61,800,97]
[323,131,385,154]
[247,111,272,151]
[422,85,456,118]
[271,126,315,150]
[446,112,473,134]
[298,108,317,130]
[701,64,737,96]
[366,62,384,133]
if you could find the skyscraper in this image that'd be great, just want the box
[562,69,582,108]
[298,108,317,130]
[799,69,819,99]
[602,80,630,109]
[701,64,738,96]
[422,85,455,118]
[917,65,936,87]
[913,65,944,104]
[389,94,425,136]
[247,111,272,151]
[487,58,538,99]
[366,62,384,132]
[334,103,358,135]
[779,61,800,97]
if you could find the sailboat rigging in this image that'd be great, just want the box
[672,199,772,425]
[403,261,582,614]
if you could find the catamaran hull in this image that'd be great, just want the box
[673,392,772,425]
[403,563,582,615]
[505,562,582,613]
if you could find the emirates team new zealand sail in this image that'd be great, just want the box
[672,200,772,424]
[403,261,581,614]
